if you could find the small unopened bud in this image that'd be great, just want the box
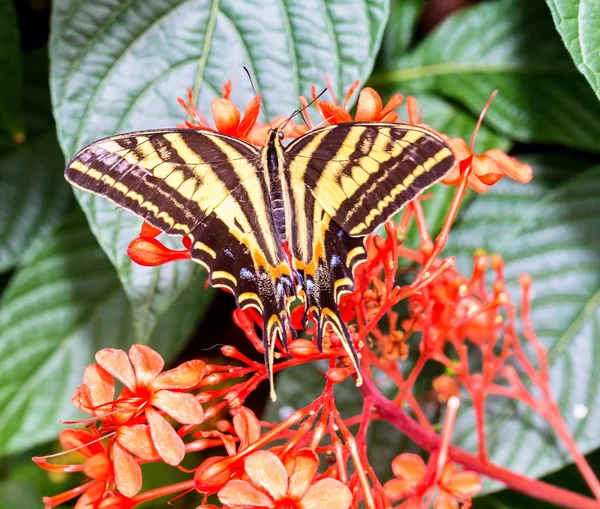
[519,273,532,289]
[288,339,319,358]
[490,253,503,271]
[194,456,236,492]
[326,367,348,383]
[221,345,239,358]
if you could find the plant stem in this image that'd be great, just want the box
[361,375,600,509]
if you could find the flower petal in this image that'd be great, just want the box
[354,88,383,122]
[150,359,205,390]
[444,470,482,498]
[212,98,241,136]
[299,477,352,509]
[139,221,162,238]
[128,345,164,386]
[151,390,204,424]
[434,491,458,509]
[238,95,262,140]
[218,480,275,508]
[398,497,423,509]
[391,453,427,484]
[58,429,103,458]
[95,349,136,391]
[233,406,261,450]
[82,364,115,408]
[146,407,185,465]
[244,450,287,501]
[83,453,110,480]
[286,449,318,499]
[113,442,142,498]
[379,93,404,121]
[318,102,352,124]
[74,481,104,509]
[383,478,417,503]
[117,424,160,461]
[485,149,533,183]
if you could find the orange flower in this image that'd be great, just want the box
[71,346,205,496]
[34,429,127,509]
[384,453,481,509]
[177,81,304,146]
[442,137,533,193]
[218,450,352,509]
[177,81,261,144]
[311,80,404,125]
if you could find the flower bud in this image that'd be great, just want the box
[288,339,319,358]
[194,456,236,493]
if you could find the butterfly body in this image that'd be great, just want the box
[66,121,454,399]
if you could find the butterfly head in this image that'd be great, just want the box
[267,129,285,148]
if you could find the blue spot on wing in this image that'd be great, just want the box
[224,248,234,258]
[331,254,341,268]
[240,268,255,280]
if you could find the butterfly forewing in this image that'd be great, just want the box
[285,122,454,237]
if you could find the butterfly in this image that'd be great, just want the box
[65,121,455,399]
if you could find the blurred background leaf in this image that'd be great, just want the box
[0,50,71,274]
[372,0,600,152]
[0,208,211,454]
[547,0,600,101]
[0,0,23,139]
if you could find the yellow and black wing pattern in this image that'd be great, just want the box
[284,122,455,380]
[65,129,296,394]
[65,121,455,397]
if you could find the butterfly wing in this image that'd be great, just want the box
[66,129,294,397]
[285,122,455,236]
[283,122,454,380]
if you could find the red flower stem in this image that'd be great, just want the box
[436,396,460,479]
[393,350,429,405]
[361,374,600,509]
[132,480,195,504]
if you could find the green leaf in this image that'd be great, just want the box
[49,0,389,341]
[0,49,72,273]
[547,0,600,101]
[0,208,211,455]
[448,155,600,489]
[370,0,600,152]
[0,0,23,138]
[378,0,424,64]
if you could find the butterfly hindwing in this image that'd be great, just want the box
[283,122,455,381]
[285,122,455,237]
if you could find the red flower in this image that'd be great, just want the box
[34,429,125,508]
[72,346,205,496]
[126,221,191,267]
[177,81,304,146]
[384,453,481,509]
[442,137,533,193]
[218,450,352,509]
[311,80,404,125]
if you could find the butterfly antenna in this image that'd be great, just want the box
[277,88,328,132]
[243,66,272,129]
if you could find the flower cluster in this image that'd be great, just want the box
[35,81,600,509]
